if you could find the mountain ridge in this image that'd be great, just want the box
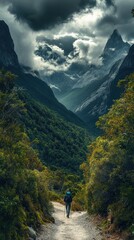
[77,43,134,134]
[0,20,89,174]
[0,20,85,128]
[57,30,132,134]
[0,20,19,67]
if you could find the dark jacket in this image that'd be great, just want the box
[64,191,72,203]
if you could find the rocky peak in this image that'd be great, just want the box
[0,20,19,67]
[101,29,130,66]
[104,29,125,50]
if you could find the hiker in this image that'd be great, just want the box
[64,190,72,218]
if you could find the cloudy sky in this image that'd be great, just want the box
[0,0,134,75]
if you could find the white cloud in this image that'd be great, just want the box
[73,38,103,65]
[51,45,64,56]
[0,0,134,75]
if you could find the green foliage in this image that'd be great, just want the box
[0,69,90,238]
[45,168,86,208]
[18,92,89,173]
[0,70,51,239]
[85,74,134,231]
[17,82,90,207]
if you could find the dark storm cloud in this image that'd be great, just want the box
[97,14,118,29]
[1,0,97,31]
[105,0,115,7]
[96,0,134,41]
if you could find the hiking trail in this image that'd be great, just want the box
[37,202,103,240]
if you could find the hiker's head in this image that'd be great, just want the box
[66,189,71,195]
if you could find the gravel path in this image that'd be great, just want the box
[37,202,103,240]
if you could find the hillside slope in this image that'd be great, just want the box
[0,20,85,128]
[19,91,89,173]
[0,20,89,174]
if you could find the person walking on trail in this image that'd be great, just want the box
[64,190,72,218]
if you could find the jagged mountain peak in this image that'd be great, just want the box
[0,20,19,68]
[0,20,9,29]
[101,29,130,66]
[110,29,123,41]
[104,29,129,52]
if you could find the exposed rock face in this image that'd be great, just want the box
[64,29,130,90]
[120,44,134,69]
[59,32,133,134]
[107,44,134,106]
[35,44,66,64]
[0,20,19,67]
[77,44,134,134]
[101,29,130,66]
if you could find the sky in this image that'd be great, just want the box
[0,0,134,75]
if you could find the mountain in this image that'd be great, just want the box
[0,20,85,128]
[108,44,134,105]
[35,36,87,96]
[101,29,130,66]
[35,43,66,65]
[76,44,134,134]
[34,29,131,135]
[60,59,122,112]
[0,20,19,68]
[42,72,78,97]
[71,29,130,89]
[37,29,129,99]
[58,30,131,134]
[0,20,90,174]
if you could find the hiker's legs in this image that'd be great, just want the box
[66,203,71,217]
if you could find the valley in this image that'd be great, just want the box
[36,29,134,134]
[0,3,134,239]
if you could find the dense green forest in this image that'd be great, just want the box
[17,73,90,199]
[18,92,89,173]
[83,74,134,233]
[1,69,133,239]
[0,70,90,238]
[0,70,53,239]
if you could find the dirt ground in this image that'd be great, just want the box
[37,202,103,240]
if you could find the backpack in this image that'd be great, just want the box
[64,193,72,203]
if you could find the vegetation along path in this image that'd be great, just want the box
[37,202,102,240]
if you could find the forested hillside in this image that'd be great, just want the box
[0,70,53,239]
[84,74,134,233]
[18,88,89,199]
[19,91,89,173]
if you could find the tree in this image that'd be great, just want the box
[85,74,134,231]
[0,70,51,239]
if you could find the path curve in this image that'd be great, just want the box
[37,202,103,240]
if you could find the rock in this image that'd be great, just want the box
[0,20,19,68]
[28,226,37,240]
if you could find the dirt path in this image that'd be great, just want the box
[37,202,103,240]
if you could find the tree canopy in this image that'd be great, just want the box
[0,70,52,239]
[85,74,134,231]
